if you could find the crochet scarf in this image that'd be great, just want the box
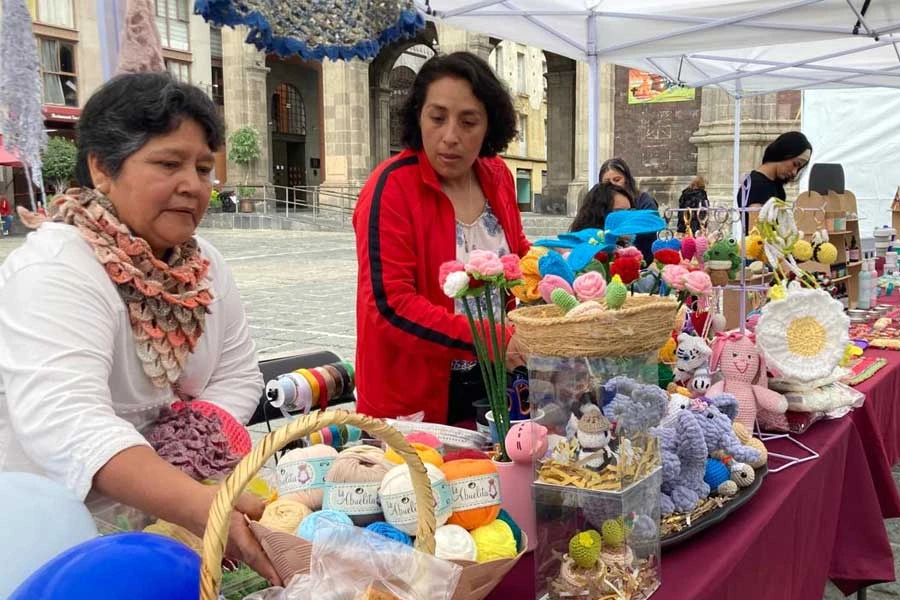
[20,189,213,387]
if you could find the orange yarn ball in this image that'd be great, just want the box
[440,459,502,531]
[384,442,444,467]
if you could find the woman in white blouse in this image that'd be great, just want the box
[0,73,279,583]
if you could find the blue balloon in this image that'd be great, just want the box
[0,472,99,598]
[9,532,200,600]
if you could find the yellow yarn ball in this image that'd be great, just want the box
[470,519,518,563]
[259,498,312,534]
[384,442,444,467]
[815,242,838,265]
[792,239,813,262]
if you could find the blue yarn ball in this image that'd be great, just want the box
[295,510,354,542]
[496,509,523,551]
[365,521,413,547]
[704,458,730,490]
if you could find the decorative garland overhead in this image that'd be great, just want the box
[194,0,426,61]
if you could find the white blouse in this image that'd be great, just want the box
[0,224,263,500]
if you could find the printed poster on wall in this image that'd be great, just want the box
[627,69,696,104]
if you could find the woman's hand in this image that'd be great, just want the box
[505,333,527,371]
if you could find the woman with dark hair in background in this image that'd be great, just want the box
[0,73,278,584]
[599,157,657,262]
[570,182,634,232]
[354,51,530,426]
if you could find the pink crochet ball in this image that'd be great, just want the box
[505,422,549,463]
[682,237,697,260]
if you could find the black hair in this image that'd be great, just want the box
[400,51,517,157]
[75,72,224,187]
[570,182,635,232]
[762,131,812,164]
[599,157,639,198]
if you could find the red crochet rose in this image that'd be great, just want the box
[653,249,681,266]
[610,256,641,284]
[594,251,609,263]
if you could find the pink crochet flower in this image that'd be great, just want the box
[439,260,465,287]
[573,271,607,301]
[538,274,574,304]
[662,265,689,290]
[500,253,523,282]
[465,250,504,278]
[684,270,713,296]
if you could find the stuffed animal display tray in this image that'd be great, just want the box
[660,464,767,550]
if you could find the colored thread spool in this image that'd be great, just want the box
[496,509,522,551]
[323,364,344,398]
[434,524,478,562]
[277,445,338,510]
[295,509,354,542]
[365,521,413,547]
[384,442,444,468]
[335,361,354,395]
[405,432,444,455]
[297,369,320,404]
[470,519,518,563]
[379,463,452,536]
[259,498,312,534]
[309,369,329,410]
[440,459,502,530]
[323,445,390,525]
[444,449,492,462]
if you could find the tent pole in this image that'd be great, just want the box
[587,13,599,187]
[734,87,746,334]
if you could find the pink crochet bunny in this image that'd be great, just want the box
[707,331,788,430]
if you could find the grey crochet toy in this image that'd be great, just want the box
[602,376,668,433]
[651,393,762,515]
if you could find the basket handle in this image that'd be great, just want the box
[199,409,436,599]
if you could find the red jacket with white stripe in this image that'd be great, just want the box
[353,148,530,424]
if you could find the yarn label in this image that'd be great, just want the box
[449,473,502,510]
[380,480,453,527]
[323,481,382,516]
[277,457,334,494]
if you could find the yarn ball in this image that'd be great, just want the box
[814,242,838,265]
[295,509,354,542]
[568,530,602,568]
[792,239,813,261]
[440,459,502,530]
[323,445,390,525]
[379,463,452,535]
[278,445,339,510]
[704,458,730,490]
[538,274,574,304]
[601,519,625,548]
[434,524,479,562]
[444,449,492,462]
[365,521,413,547]
[405,432,444,455]
[470,519,518,563]
[384,442,444,468]
[259,498,312,534]
[496,509,523,551]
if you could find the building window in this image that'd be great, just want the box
[493,44,503,76]
[541,58,547,95]
[39,38,77,106]
[211,65,224,106]
[272,83,307,135]
[27,0,75,29]
[517,51,526,94]
[210,26,223,60]
[389,66,416,150]
[517,114,527,155]
[155,0,190,51]
[165,59,190,83]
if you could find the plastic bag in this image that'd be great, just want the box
[271,523,462,600]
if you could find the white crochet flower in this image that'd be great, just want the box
[756,286,849,383]
[442,271,469,299]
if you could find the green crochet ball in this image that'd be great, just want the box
[601,519,626,547]
[551,288,579,313]
[568,530,602,568]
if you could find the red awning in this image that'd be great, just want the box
[0,135,23,168]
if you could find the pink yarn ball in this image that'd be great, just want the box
[444,449,492,462]
[405,432,444,455]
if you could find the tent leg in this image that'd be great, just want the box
[587,14,599,187]
[733,92,746,333]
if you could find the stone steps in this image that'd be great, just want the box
[200,211,351,232]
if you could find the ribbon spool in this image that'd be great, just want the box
[265,362,356,418]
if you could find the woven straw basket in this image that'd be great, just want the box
[508,294,679,358]
[199,410,525,600]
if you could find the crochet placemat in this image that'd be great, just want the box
[841,357,889,386]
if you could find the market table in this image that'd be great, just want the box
[484,351,900,600]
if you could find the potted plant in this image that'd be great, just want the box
[42,137,77,195]
[227,126,261,213]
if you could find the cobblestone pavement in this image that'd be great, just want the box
[1,229,898,598]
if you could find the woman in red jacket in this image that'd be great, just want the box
[354,52,530,425]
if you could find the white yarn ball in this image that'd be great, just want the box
[434,524,478,562]
[378,463,452,535]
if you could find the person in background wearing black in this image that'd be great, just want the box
[599,158,657,263]
[570,182,634,232]
[737,131,812,231]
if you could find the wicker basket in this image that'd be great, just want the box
[508,294,679,358]
[199,410,524,600]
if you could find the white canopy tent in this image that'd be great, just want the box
[419,0,900,185]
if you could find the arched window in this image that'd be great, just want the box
[389,66,417,149]
[271,83,306,135]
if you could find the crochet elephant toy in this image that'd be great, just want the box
[707,331,788,430]
[652,393,762,515]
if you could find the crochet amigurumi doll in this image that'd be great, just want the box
[652,393,762,515]
[707,330,788,430]
[601,376,668,434]
[673,333,712,395]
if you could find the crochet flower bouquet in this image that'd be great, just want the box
[440,250,523,461]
